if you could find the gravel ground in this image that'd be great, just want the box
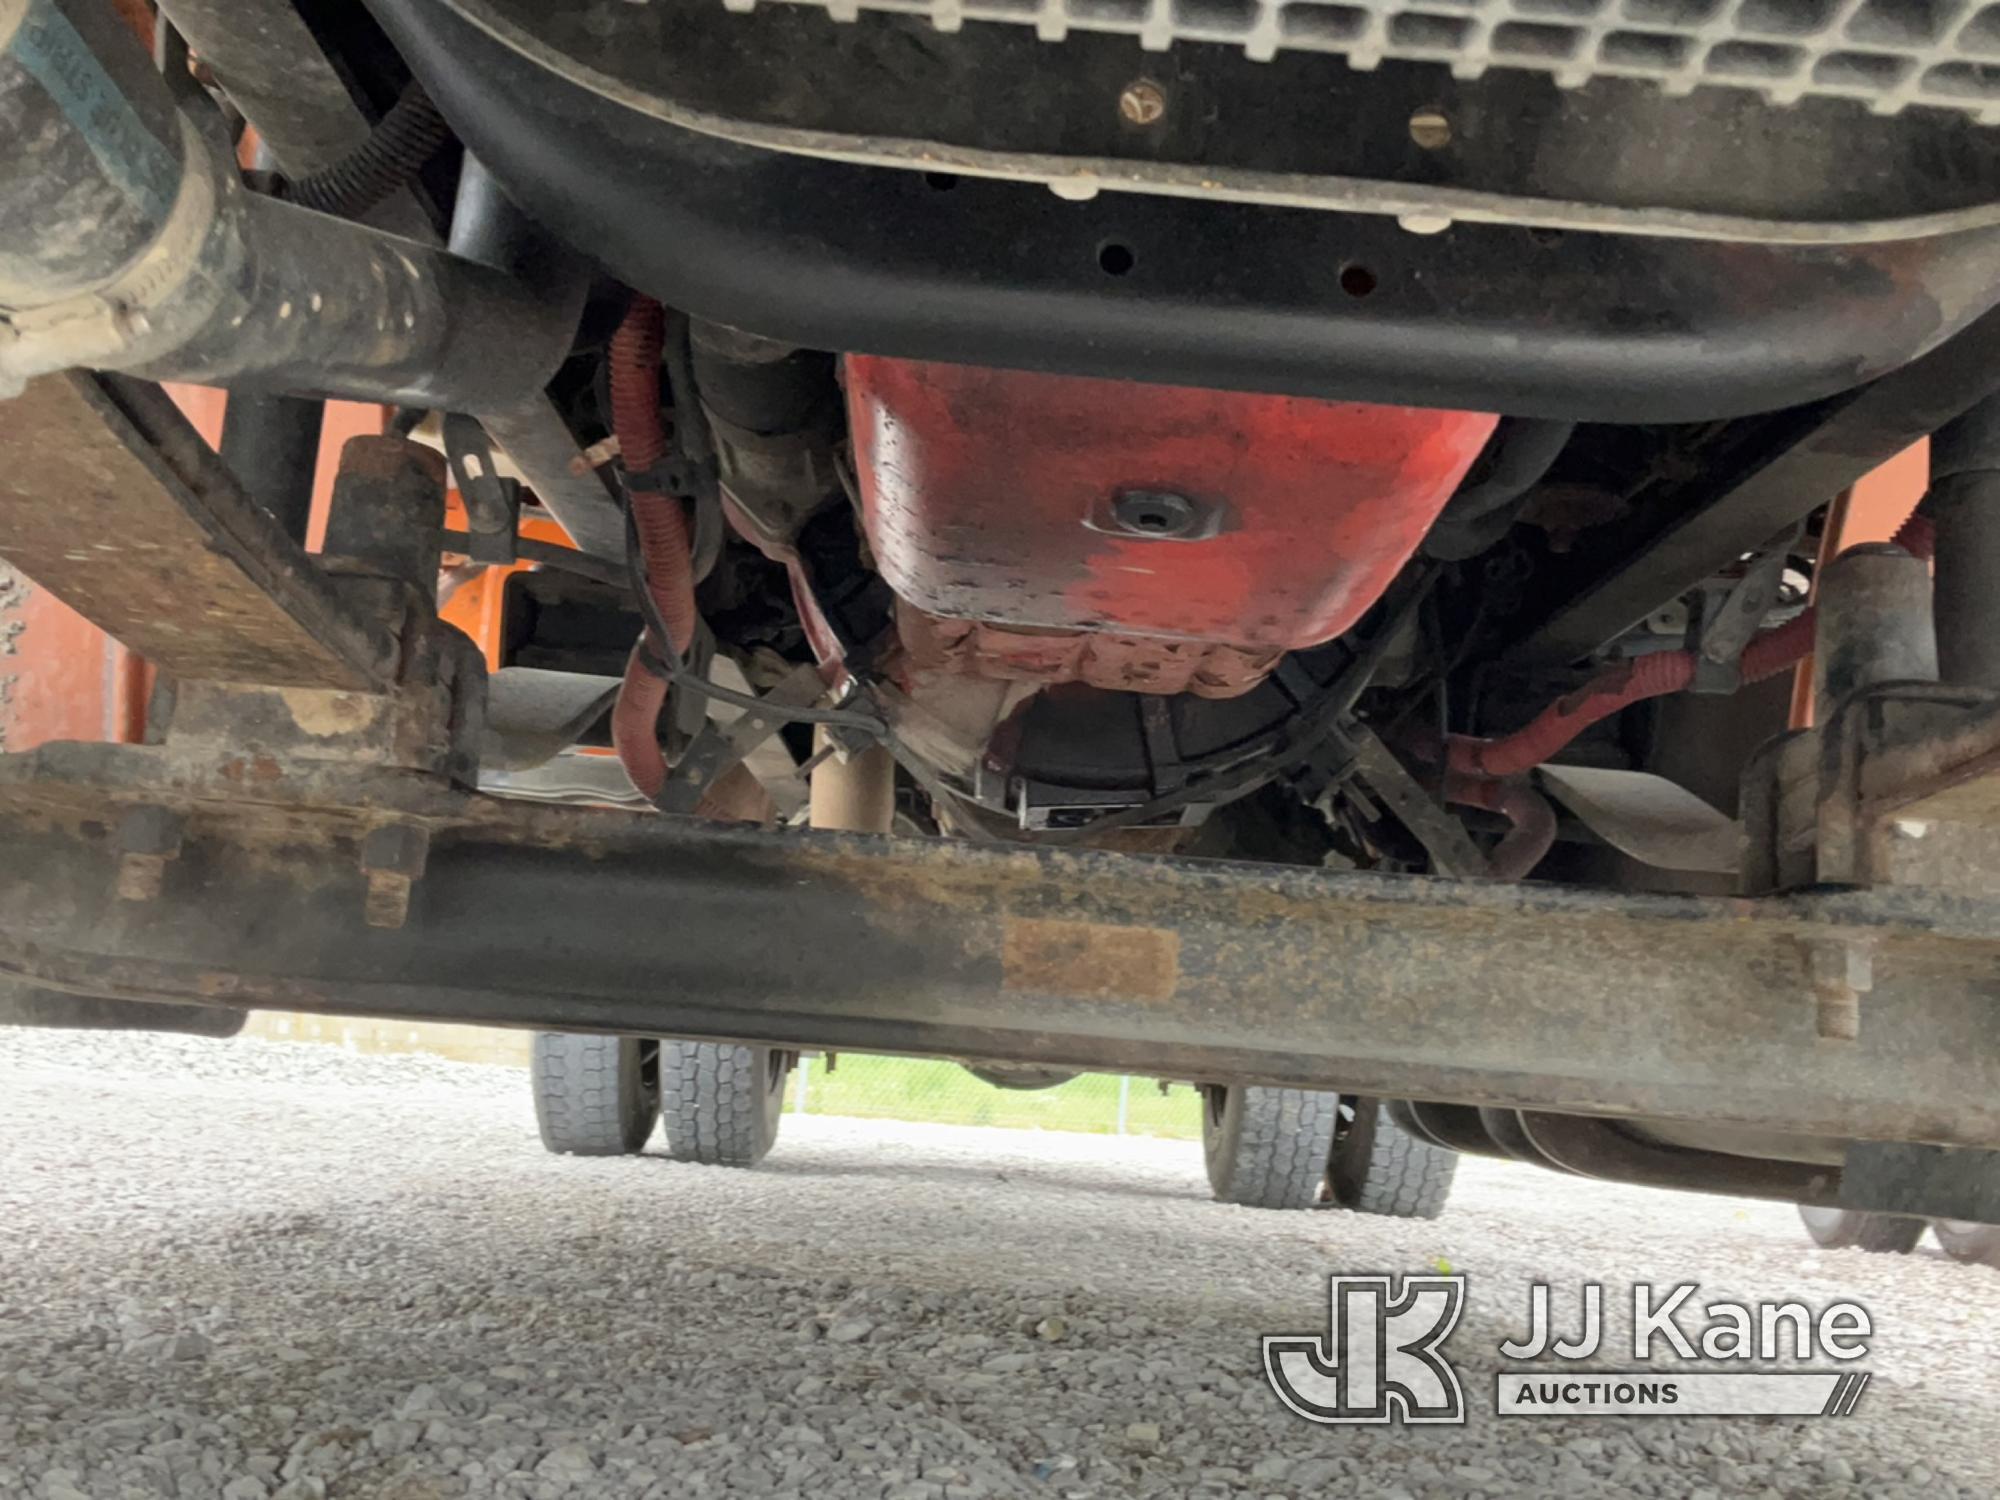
[2,1029,1997,1500]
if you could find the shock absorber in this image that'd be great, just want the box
[1930,392,2000,690]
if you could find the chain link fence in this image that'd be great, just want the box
[786,1053,1205,1140]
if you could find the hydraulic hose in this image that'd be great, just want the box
[1449,651,1696,780]
[607,296,700,805]
[1448,512,1935,779]
[1443,773,1558,881]
[611,649,672,802]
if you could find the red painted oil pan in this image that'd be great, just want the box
[847,357,1497,652]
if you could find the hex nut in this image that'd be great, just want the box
[360,824,431,930]
[114,807,184,902]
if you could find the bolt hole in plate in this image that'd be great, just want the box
[1097,489,1219,540]
[1340,263,1379,297]
[1409,107,1452,149]
[1097,240,1137,276]
[1117,77,1169,126]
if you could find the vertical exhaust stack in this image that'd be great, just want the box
[0,0,572,408]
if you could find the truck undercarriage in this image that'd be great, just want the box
[5,0,2000,1221]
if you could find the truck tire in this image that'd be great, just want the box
[1202,1084,1338,1209]
[660,1041,789,1167]
[1797,1206,1924,1253]
[1328,1097,1458,1219]
[530,1032,659,1156]
[1931,1220,2000,1267]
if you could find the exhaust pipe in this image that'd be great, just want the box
[0,0,572,408]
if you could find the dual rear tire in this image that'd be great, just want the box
[529,1032,660,1157]
[1934,1220,2000,1266]
[657,1040,788,1166]
[1798,1208,2000,1265]
[531,1033,789,1166]
[1202,1085,1457,1217]
[1796,1206,1925,1255]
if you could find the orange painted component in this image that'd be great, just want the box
[0,573,148,752]
[163,384,387,553]
[108,0,153,45]
[848,357,1497,652]
[1788,439,1931,728]
[438,497,579,673]
[437,561,513,675]
[1844,442,1933,547]
[167,383,229,444]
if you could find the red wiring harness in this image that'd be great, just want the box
[607,296,702,805]
[1447,513,1935,780]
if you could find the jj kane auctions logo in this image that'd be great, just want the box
[1264,1277,1874,1424]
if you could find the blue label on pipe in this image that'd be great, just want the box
[10,0,179,220]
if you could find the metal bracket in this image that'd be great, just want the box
[1537,764,1741,874]
[481,668,621,772]
[1346,725,1490,880]
[443,413,524,565]
[1698,527,1800,671]
[1814,683,2000,889]
[654,660,832,815]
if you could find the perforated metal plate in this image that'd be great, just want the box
[721,0,2000,123]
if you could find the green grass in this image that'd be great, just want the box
[790,1053,1205,1140]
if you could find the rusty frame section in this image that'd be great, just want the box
[1738,679,2000,895]
[0,375,395,690]
[1819,685,2000,886]
[4,737,2000,1149]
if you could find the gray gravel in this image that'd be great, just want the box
[2,1028,1997,1500]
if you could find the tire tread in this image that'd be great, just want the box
[1205,1086,1338,1210]
[660,1041,782,1167]
[1799,1207,1924,1254]
[530,1033,653,1156]
[1337,1102,1457,1219]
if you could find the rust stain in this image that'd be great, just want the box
[219,754,285,784]
[897,601,1282,698]
[1002,917,1179,1001]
